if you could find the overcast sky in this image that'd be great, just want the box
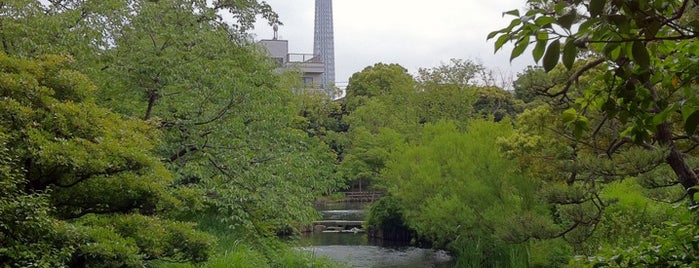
[251,0,534,86]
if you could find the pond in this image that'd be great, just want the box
[295,202,455,268]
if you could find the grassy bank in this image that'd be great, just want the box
[153,214,344,268]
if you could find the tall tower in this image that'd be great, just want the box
[314,0,335,91]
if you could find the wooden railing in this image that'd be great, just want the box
[342,191,382,203]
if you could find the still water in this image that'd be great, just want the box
[296,203,455,268]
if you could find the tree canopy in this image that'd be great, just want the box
[490,0,699,201]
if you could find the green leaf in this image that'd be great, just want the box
[562,39,577,70]
[573,116,590,139]
[543,40,561,72]
[504,18,522,32]
[510,36,530,62]
[487,30,500,40]
[503,9,520,17]
[682,100,699,122]
[652,103,679,126]
[644,20,662,39]
[533,39,547,63]
[685,111,699,135]
[632,41,650,68]
[589,0,605,18]
[561,108,577,124]
[603,42,621,60]
[535,16,556,27]
[494,34,511,53]
[557,12,576,30]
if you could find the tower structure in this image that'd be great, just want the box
[314,0,335,91]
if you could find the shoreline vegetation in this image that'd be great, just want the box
[3,0,699,267]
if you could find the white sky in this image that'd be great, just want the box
[251,1,535,86]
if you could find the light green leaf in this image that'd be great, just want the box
[561,108,577,124]
[557,12,576,30]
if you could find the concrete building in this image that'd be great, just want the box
[258,0,337,97]
[258,38,325,89]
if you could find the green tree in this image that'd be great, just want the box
[0,53,212,266]
[1,0,342,239]
[490,0,699,201]
[416,58,489,88]
[415,59,520,123]
[379,120,557,266]
[343,63,416,112]
[339,63,419,190]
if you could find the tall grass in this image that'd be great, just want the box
[451,237,530,268]
[153,213,345,268]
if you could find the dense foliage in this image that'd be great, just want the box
[4,0,698,267]
[0,53,212,266]
[1,0,342,266]
[488,0,699,266]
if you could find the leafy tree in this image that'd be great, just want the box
[415,58,491,89]
[415,59,520,123]
[294,89,346,155]
[0,53,212,266]
[343,63,416,112]
[1,0,342,240]
[379,119,557,266]
[339,63,419,190]
[490,0,699,202]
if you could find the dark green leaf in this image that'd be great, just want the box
[589,0,605,18]
[685,111,699,135]
[505,18,522,31]
[543,40,561,72]
[632,41,650,68]
[510,36,530,62]
[494,34,511,53]
[533,39,547,63]
[682,101,699,122]
[558,12,576,30]
[609,15,630,33]
[562,39,577,70]
[644,20,662,39]
[535,16,556,27]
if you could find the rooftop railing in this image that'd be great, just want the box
[288,53,322,63]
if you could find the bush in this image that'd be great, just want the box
[75,214,214,264]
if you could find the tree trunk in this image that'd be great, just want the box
[145,89,156,120]
[657,123,699,199]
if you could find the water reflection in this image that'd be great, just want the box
[298,218,454,267]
